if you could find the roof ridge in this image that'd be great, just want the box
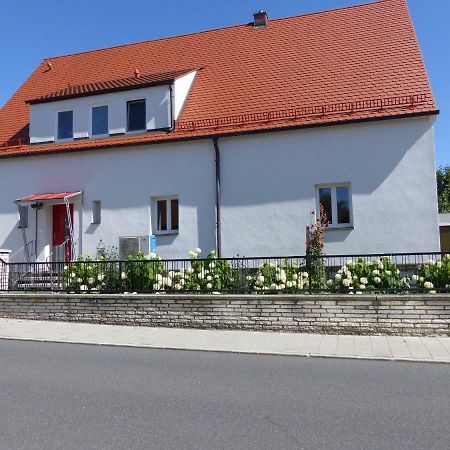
[42,0,386,62]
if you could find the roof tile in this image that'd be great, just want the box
[0,0,437,158]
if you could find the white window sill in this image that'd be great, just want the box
[154,230,179,236]
[126,129,147,135]
[324,225,354,231]
[90,134,110,140]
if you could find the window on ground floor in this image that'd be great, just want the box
[316,183,352,228]
[153,197,179,234]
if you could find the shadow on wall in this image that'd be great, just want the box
[219,118,433,208]
[1,222,25,259]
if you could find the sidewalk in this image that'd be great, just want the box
[0,318,449,363]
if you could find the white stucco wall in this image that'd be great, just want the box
[29,84,172,144]
[173,71,197,120]
[0,140,216,260]
[439,214,450,226]
[0,115,440,261]
[219,116,440,256]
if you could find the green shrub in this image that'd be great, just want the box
[64,255,121,292]
[247,260,309,292]
[327,256,410,293]
[413,256,450,293]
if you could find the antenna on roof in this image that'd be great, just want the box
[134,68,140,78]
[46,61,53,71]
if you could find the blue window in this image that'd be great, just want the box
[127,99,146,132]
[57,111,73,140]
[92,106,108,136]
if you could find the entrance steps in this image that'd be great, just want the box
[10,270,64,291]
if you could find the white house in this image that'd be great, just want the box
[0,0,440,262]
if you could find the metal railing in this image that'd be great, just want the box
[177,94,429,131]
[10,240,36,264]
[0,252,449,294]
[0,137,30,151]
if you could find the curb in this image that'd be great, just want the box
[1,335,449,365]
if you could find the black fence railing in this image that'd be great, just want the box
[0,252,449,294]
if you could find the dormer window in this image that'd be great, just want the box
[127,99,146,132]
[27,69,196,145]
[91,105,109,136]
[57,110,73,140]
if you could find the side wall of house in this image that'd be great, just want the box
[219,116,439,256]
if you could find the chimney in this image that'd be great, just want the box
[253,10,268,28]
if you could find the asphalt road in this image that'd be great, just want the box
[0,340,449,450]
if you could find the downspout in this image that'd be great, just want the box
[169,83,175,130]
[213,138,222,257]
[30,202,43,261]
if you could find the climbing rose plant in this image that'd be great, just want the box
[305,205,328,289]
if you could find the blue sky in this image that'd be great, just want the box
[1,0,448,166]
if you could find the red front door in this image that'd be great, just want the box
[53,204,74,261]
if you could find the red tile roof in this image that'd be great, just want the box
[0,0,438,158]
[16,192,82,202]
[26,68,196,104]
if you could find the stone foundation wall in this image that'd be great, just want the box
[0,293,448,336]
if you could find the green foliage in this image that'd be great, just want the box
[247,260,309,292]
[64,251,449,295]
[414,256,450,292]
[437,165,450,213]
[184,249,237,292]
[125,252,166,292]
[327,256,410,293]
[64,255,121,292]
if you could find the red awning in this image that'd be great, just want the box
[16,191,82,202]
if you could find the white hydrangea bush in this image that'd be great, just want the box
[131,248,237,292]
[327,256,410,294]
[64,255,122,292]
[246,260,309,292]
[412,255,450,294]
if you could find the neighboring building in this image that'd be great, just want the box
[439,214,450,252]
[0,0,440,262]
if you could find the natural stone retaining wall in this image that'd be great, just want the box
[0,293,448,336]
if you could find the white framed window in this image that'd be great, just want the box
[91,105,109,136]
[153,197,179,234]
[91,200,101,224]
[18,205,28,228]
[57,110,73,140]
[316,183,352,228]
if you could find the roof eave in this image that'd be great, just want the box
[0,109,439,160]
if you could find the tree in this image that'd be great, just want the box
[437,166,450,213]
